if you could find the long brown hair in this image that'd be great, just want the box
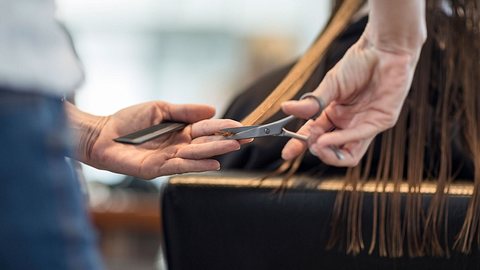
[241,0,480,257]
[326,0,480,257]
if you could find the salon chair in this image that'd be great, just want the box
[157,173,480,270]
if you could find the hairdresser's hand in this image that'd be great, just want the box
[281,30,425,167]
[69,101,245,179]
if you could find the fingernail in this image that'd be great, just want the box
[309,147,318,157]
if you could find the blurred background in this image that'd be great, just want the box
[56,0,331,269]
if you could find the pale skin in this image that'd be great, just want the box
[281,0,427,167]
[66,101,245,179]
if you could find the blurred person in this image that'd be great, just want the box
[0,1,244,269]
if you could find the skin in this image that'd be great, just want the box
[281,0,427,167]
[66,101,245,179]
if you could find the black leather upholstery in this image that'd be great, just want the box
[160,177,480,270]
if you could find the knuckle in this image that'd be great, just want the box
[143,170,156,180]
[325,70,340,90]
[384,113,399,129]
[174,160,183,173]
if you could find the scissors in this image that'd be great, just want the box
[220,114,344,160]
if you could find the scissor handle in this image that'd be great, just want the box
[300,93,325,119]
[281,129,308,141]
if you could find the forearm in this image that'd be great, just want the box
[65,101,109,163]
[367,0,427,54]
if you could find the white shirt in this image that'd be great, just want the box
[0,0,83,96]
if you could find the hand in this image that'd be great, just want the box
[281,31,423,167]
[70,101,244,179]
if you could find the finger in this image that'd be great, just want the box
[158,158,221,176]
[281,69,340,119]
[192,135,254,145]
[311,138,372,167]
[238,138,254,145]
[191,119,242,138]
[309,111,335,137]
[281,120,313,160]
[313,122,378,149]
[282,98,322,120]
[164,103,216,123]
[176,140,241,160]
[281,138,307,161]
[192,135,226,144]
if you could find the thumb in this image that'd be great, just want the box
[281,69,339,119]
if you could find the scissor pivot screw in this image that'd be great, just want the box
[264,128,270,134]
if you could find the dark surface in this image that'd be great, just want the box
[161,182,480,270]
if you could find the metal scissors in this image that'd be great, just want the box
[220,115,344,160]
[220,115,306,140]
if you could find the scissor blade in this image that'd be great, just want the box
[222,115,297,140]
[220,125,259,133]
[222,126,272,140]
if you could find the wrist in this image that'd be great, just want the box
[367,0,426,56]
[65,102,110,163]
[364,22,426,57]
